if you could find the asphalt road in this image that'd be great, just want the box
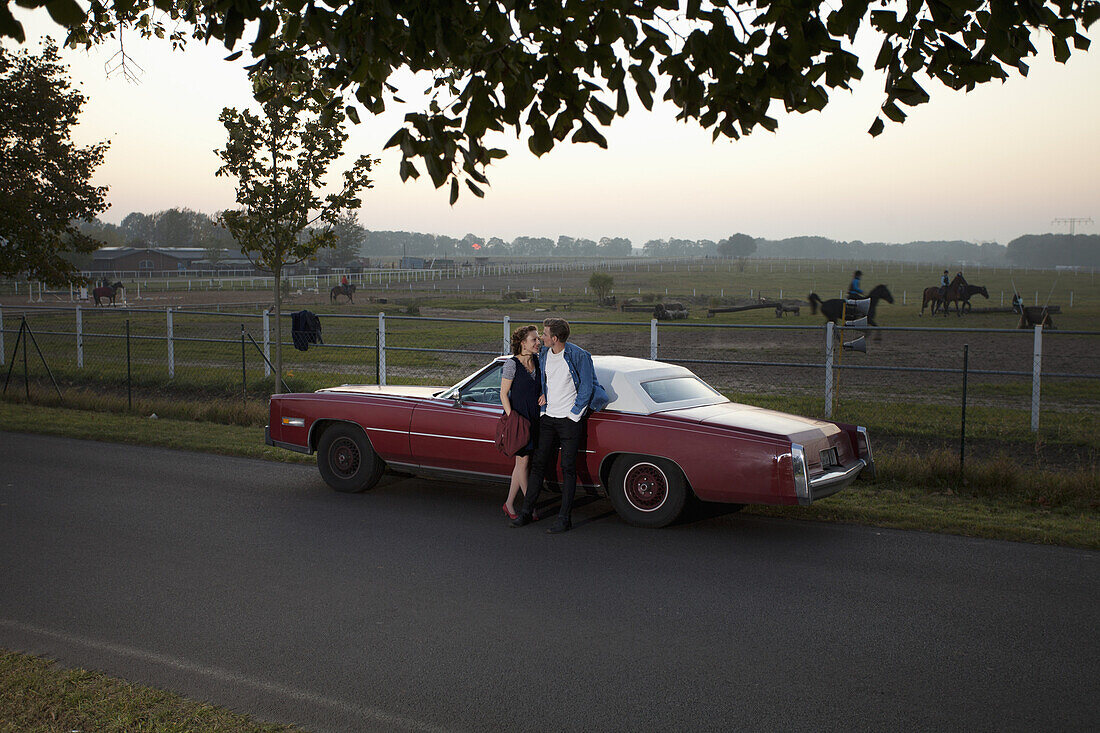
[1,431,1097,732]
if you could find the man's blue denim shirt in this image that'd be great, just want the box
[536,341,610,417]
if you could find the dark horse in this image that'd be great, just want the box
[330,283,356,303]
[808,284,894,329]
[959,284,989,314]
[92,281,124,306]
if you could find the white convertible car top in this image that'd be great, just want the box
[322,354,729,416]
[592,355,728,415]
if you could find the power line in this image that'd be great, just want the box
[1051,217,1093,235]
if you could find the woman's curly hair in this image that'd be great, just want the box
[510,324,538,355]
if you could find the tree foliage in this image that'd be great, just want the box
[718,233,757,258]
[316,212,367,267]
[589,271,615,303]
[1006,234,1100,267]
[0,38,109,284]
[6,0,1094,201]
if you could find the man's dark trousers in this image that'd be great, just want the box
[520,415,582,523]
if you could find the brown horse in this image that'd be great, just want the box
[92,281,123,306]
[938,274,968,317]
[920,287,944,316]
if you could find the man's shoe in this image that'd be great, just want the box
[510,513,532,528]
[546,520,572,534]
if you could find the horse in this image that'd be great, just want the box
[808,284,894,332]
[938,273,968,317]
[920,287,944,316]
[92,281,124,306]
[330,283,356,303]
[959,284,989,314]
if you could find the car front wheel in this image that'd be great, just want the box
[608,454,688,528]
[317,424,385,493]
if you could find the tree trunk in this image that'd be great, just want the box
[273,265,283,394]
[271,111,283,394]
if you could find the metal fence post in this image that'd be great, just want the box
[1031,324,1042,432]
[126,319,132,410]
[76,305,83,369]
[378,312,386,386]
[262,308,271,378]
[502,315,510,355]
[167,307,175,379]
[650,319,658,360]
[960,344,969,475]
[241,324,247,402]
[824,322,835,418]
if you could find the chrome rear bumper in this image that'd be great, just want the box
[803,459,867,505]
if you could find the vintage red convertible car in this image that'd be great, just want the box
[266,356,873,527]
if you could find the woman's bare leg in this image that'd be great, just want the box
[505,455,529,513]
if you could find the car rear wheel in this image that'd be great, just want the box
[317,424,385,493]
[608,454,688,528]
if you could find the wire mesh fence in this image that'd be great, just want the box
[3,304,1098,453]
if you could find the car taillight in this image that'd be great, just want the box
[856,426,875,479]
[791,443,810,505]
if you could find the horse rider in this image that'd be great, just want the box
[1012,292,1023,314]
[340,274,349,287]
[847,270,864,300]
[938,269,950,300]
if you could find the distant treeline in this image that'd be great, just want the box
[76,209,1099,268]
[754,236,1007,264]
[1005,234,1100,268]
[756,234,1098,267]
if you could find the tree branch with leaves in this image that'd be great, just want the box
[7,0,1093,203]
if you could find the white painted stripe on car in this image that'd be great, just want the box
[411,432,494,444]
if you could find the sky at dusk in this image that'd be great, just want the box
[9,8,1100,246]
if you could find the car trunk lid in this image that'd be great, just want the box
[662,403,853,469]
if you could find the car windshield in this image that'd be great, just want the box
[457,363,503,405]
[640,376,722,404]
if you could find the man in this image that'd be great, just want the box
[511,318,608,534]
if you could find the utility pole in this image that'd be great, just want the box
[1052,217,1093,235]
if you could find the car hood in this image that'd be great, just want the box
[660,402,842,442]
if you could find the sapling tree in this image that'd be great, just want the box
[215,59,378,391]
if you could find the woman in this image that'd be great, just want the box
[500,324,542,520]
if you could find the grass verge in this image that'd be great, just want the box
[1,401,1095,549]
[0,649,301,733]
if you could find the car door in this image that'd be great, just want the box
[408,362,514,478]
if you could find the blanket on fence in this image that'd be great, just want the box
[291,310,323,351]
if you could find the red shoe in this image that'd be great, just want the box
[502,504,518,520]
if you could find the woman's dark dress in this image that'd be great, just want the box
[506,355,541,456]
